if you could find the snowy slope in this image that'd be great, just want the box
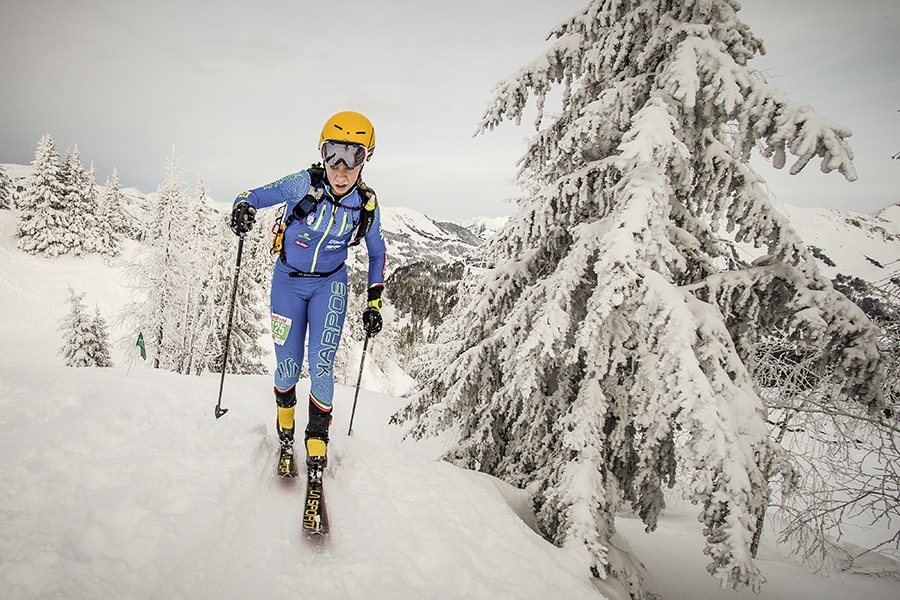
[378,205,484,266]
[0,365,606,600]
[773,202,900,284]
[459,215,509,240]
[1,207,899,600]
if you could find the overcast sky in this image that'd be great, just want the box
[1,0,897,221]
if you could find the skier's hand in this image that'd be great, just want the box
[362,300,382,336]
[230,201,256,236]
[307,163,325,185]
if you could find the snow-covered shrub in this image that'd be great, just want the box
[58,287,113,368]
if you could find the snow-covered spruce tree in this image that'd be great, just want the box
[126,156,194,370]
[100,168,133,239]
[58,287,113,368]
[125,162,269,375]
[17,134,70,256]
[179,177,267,377]
[232,223,271,375]
[189,214,233,376]
[0,165,13,210]
[58,147,98,256]
[92,169,127,257]
[397,0,884,593]
[166,176,214,375]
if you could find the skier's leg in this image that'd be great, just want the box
[304,271,348,468]
[270,271,309,453]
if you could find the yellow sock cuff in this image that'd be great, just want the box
[277,406,295,430]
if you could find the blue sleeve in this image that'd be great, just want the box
[365,206,387,288]
[233,171,312,211]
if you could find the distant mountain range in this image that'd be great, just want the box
[3,161,897,287]
[378,205,487,266]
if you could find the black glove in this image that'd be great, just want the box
[307,163,325,186]
[362,300,383,336]
[230,201,256,236]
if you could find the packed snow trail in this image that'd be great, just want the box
[0,364,603,600]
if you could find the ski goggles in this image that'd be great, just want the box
[321,141,369,169]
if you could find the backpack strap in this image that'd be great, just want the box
[271,164,326,260]
[349,179,377,247]
[289,163,326,225]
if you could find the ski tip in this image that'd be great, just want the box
[215,406,229,419]
[303,479,329,540]
[303,528,330,550]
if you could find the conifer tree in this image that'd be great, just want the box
[173,176,268,377]
[217,211,270,376]
[58,146,98,256]
[17,134,69,256]
[399,0,884,593]
[190,216,233,375]
[0,165,13,210]
[58,287,113,368]
[100,168,132,238]
[124,163,269,375]
[166,176,211,374]
[127,156,193,370]
[92,168,126,257]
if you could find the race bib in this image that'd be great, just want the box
[272,313,292,346]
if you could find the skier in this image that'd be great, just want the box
[230,111,386,477]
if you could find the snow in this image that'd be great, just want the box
[1,207,899,599]
[380,205,455,241]
[459,215,510,239]
[772,202,900,283]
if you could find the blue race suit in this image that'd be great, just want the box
[234,169,386,418]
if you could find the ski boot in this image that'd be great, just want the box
[277,423,297,477]
[276,388,298,477]
[305,404,332,481]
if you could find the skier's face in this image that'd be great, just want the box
[324,162,363,196]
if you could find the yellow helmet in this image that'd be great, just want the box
[318,111,376,161]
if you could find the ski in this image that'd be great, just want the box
[302,468,329,537]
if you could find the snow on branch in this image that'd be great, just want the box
[687,263,884,408]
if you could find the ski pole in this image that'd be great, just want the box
[347,330,371,436]
[215,236,245,419]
